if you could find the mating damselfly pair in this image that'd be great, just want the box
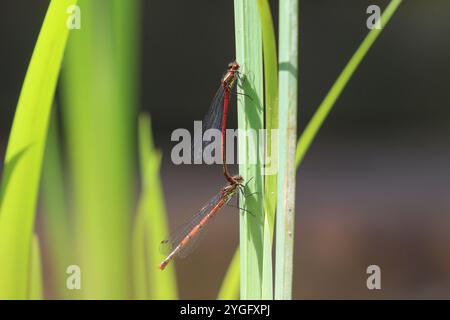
[159,61,253,270]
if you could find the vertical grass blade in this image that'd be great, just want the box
[61,0,138,298]
[135,114,178,300]
[234,0,265,299]
[217,248,240,300]
[257,0,278,299]
[111,0,140,133]
[132,205,148,299]
[0,0,77,299]
[42,110,73,299]
[275,0,299,300]
[295,0,403,167]
[28,234,43,300]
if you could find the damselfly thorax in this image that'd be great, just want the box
[221,61,240,91]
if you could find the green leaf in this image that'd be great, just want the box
[217,248,240,300]
[296,0,403,168]
[28,234,43,300]
[132,203,148,299]
[275,0,299,300]
[42,109,73,299]
[61,0,138,298]
[0,0,77,299]
[234,0,265,299]
[223,0,403,300]
[257,0,279,299]
[135,113,178,299]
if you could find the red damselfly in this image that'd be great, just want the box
[196,61,242,184]
[160,62,251,270]
[159,175,244,270]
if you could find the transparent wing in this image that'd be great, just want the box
[203,85,226,134]
[192,86,225,161]
[203,78,239,135]
[160,192,223,259]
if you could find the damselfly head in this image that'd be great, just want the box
[232,175,244,185]
[227,61,240,71]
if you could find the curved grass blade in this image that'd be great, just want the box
[295,0,403,167]
[0,0,77,299]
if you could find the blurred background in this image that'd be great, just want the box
[1,0,450,299]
